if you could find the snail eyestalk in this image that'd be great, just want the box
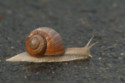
[85,35,97,49]
[88,42,98,49]
[84,36,98,58]
[85,35,94,47]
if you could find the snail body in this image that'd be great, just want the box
[6,27,97,63]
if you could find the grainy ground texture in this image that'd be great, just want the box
[0,0,125,83]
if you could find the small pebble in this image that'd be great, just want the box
[98,57,102,60]
[118,57,123,60]
[24,75,27,79]
[120,53,124,56]
[11,46,14,49]
[100,67,108,71]
[112,3,117,8]
[52,71,55,74]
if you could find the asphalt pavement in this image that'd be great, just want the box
[0,0,125,83]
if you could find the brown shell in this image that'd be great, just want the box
[26,27,65,57]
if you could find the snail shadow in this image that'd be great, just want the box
[23,59,90,73]
[24,62,62,73]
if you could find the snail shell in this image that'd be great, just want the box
[26,27,65,57]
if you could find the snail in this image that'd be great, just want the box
[6,27,97,63]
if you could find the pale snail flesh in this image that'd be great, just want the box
[6,27,97,63]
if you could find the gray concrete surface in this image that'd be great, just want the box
[0,0,125,83]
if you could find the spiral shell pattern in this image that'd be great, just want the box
[26,27,65,57]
